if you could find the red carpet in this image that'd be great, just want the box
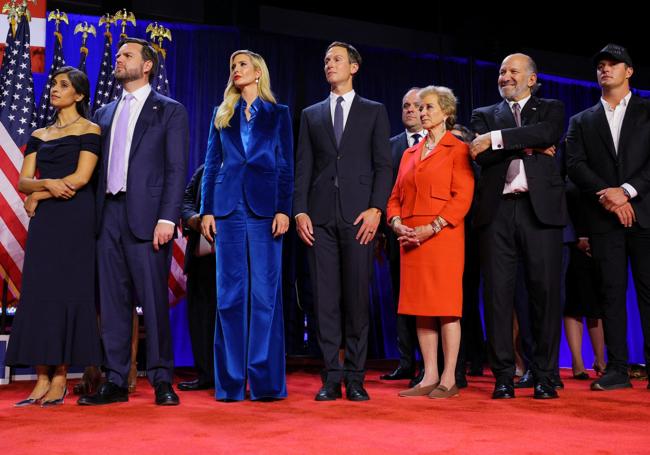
[1,369,649,454]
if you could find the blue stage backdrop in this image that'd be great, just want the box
[30,12,647,367]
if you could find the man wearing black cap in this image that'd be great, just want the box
[566,44,650,391]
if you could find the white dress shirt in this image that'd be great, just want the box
[489,95,531,194]
[329,89,355,129]
[601,91,637,198]
[406,129,427,147]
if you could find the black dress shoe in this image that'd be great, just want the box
[345,382,370,401]
[492,379,515,399]
[77,382,128,406]
[551,374,564,390]
[155,382,180,406]
[177,379,214,391]
[590,370,632,391]
[380,366,415,381]
[514,369,534,389]
[315,382,342,401]
[534,380,559,399]
[408,369,425,388]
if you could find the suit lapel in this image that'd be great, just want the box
[618,95,639,157]
[520,96,540,126]
[102,101,119,178]
[226,101,246,158]
[320,98,337,150]
[494,100,516,129]
[592,103,617,161]
[129,91,157,161]
[246,100,272,156]
[400,132,409,151]
[338,95,361,152]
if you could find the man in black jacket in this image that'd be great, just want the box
[177,165,216,391]
[470,53,566,400]
[566,44,650,391]
[380,88,425,382]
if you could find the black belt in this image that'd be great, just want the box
[106,191,126,200]
[501,191,529,200]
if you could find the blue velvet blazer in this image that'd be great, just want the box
[201,99,294,218]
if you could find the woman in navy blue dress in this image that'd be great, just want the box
[200,50,293,401]
[6,67,102,406]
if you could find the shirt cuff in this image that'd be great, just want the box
[621,183,638,199]
[491,130,504,150]
[157,219,176,226]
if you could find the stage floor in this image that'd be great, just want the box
[1,368,649,454]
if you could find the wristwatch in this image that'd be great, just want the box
[621,186,631,199]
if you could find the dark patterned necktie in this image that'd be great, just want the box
[334,96,344,146]
[505,103,522,184]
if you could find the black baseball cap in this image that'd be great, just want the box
[593,43,633,67]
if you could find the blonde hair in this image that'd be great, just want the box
[418,85,457,130]
[214,50,277,130]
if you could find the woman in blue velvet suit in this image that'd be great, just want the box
[200,50,293,401]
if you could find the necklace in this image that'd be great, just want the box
[53,115,82,129]
[424,139,435,151]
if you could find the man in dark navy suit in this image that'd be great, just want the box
[79,38,189,406]
[294,42,392,401]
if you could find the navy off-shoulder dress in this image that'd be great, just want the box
[6,133,103,367]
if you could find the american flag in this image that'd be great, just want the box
[152,48,170,96]
[0,16,36,305]
[0,21,15,95]
[169,226,187,305]
[91,29,121,114]
[34,31,65,128]
[151,48,186,305]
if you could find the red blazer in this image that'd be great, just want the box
[387,131,474,227]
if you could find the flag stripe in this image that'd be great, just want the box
[0,192,27,248]
[0,122,24,170]
[0,217,23,290]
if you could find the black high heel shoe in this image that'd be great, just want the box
[15,386,50,407]
[41,387,68,408]
[592,363,606,377]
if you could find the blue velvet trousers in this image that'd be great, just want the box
[214,199,287,400]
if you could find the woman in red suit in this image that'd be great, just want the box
[387,86,474,399]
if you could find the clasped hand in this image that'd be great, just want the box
[597,187,635,227]
[394,221,433,247]
[45,178,76,199]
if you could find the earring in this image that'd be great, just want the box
[255,78,259,84]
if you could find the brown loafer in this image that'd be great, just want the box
[398,382,439,397]
[428,384,459,399]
